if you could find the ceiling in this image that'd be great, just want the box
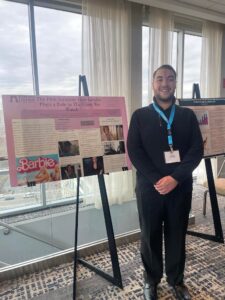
[178,0,225,14]
[130,0,225,24]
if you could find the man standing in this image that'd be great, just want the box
[127,65,203,300]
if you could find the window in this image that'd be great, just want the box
[142,26,149,106]
[35,6,82,95]
[0,0,82,216]
[0,1,33,160]
[34,5,82,205]
[142,27,177,106]
[183,33,202,97]
[142,20,202,105]
[0,1,41,215]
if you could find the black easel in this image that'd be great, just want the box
[73,75,123,299]
[186,83,224,243]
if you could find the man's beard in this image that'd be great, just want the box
[155,94,175,103]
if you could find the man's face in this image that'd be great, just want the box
[152,68,176,102]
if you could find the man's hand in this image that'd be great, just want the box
[154,176,178,195]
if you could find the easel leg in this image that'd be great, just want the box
[187,158,224,243]
[76,76,123,290]
[97,174,123,288]
[73,176,80,299]
[205,158,224,242]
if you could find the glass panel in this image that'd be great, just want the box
[0,1,33,161]
[45,179,78,204]
[0,1,41,215]
[35,6,82,95]
[0,173,41,215]
[34,7,83,205]
[142,26,149,107]
[183,34,202,98]
[142,27,177,106]
[45,176,97,208]
[0,3,142,271]
[172,31,177,72]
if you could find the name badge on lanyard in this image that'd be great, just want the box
[153,102,181,164]
[164,150,180,164]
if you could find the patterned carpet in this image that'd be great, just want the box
[1,184,225,300]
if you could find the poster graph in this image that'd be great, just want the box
[197,111,209,126]
[179,98,225,157]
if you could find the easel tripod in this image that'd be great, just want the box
[185,84,224,243]
[73,75,123,299]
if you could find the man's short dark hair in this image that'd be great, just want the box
[153,64,176,79]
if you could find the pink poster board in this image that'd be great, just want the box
[2,95,131,187]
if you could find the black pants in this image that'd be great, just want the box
[136,183,192,286]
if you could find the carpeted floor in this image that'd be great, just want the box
[0,184,225,300]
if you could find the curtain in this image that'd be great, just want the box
[82,0,134,208]
[197,20,223,184]
[200,21,223,99]
[145,7,175,104]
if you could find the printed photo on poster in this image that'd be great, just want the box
[100,126,116,141]
[61,163,82,180]
[58,140,80,157]
[100,125,124,141]
[83,156,104,176]
[16,154,60,186]
[116,125,124,140]
[103,141,125,155]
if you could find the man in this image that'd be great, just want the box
[127,65,203,300]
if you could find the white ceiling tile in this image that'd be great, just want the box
[178,0,215,9]
[209,3,225,12]
[130,0,225,23]
[171,0,225,14]
[211,0,225,4]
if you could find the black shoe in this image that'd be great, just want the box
[143,282,157,300]
[172,283,191,300]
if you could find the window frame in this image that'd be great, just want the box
[0,3,204,217]
[174,15,202,98]
[142,12,203,102]
[176,29,202,98]
[0,0,83,218]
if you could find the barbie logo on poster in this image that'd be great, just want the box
[17,156,57,173]
[16,154,60,186]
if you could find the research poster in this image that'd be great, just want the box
[2,95,131,187]
[179,98,225,157]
